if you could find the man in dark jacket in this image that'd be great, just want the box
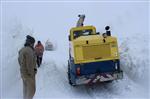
[18,35,37,99]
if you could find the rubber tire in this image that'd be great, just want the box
[68,61,74,86]
[68,60,77,86]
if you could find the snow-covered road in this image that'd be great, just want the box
[34,51,148,99]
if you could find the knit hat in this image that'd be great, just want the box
[26,35,35,44]
[105,26,110,30]
[38,40,41,44]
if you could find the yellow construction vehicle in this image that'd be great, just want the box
[68,15,123,86]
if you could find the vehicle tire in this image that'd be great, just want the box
[68,61,76,86]
[68,61,73,85]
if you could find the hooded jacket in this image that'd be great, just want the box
[35,43,44,57]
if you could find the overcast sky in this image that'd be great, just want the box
[1,1,149,52]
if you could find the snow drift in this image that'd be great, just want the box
[1,19,35,98]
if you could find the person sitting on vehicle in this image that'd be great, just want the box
[35,41,44,67]
[105,26,111,36]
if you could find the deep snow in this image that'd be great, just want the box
[1,1,149,99]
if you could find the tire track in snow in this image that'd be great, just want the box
[35,48,148,99]
[35,52,92,98]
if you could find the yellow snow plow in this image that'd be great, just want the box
[67,15,123,86]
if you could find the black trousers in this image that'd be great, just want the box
[37,56,42,67]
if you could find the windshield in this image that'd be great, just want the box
[73,29,93,39]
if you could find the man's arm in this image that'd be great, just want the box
[18,50,25,67]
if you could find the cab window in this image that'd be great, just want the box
[73,29,93,39]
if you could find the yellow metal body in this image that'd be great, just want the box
[69,26,119,64]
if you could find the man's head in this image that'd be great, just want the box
[105,26,110,31]
[38,41,41,44]
[24,35,35,47]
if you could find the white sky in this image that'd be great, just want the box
[2,2,149,55]
[1,1,149,54]
[2,2,149,36]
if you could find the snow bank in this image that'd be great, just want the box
[2,19,35,98]
[120,37,149,85]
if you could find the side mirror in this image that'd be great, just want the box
[68,35,71,41]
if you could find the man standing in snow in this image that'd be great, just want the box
[35,41,44,67]
[18,35,37,99]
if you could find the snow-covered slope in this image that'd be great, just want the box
[1,1,149,99]
[1,19,36,98]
